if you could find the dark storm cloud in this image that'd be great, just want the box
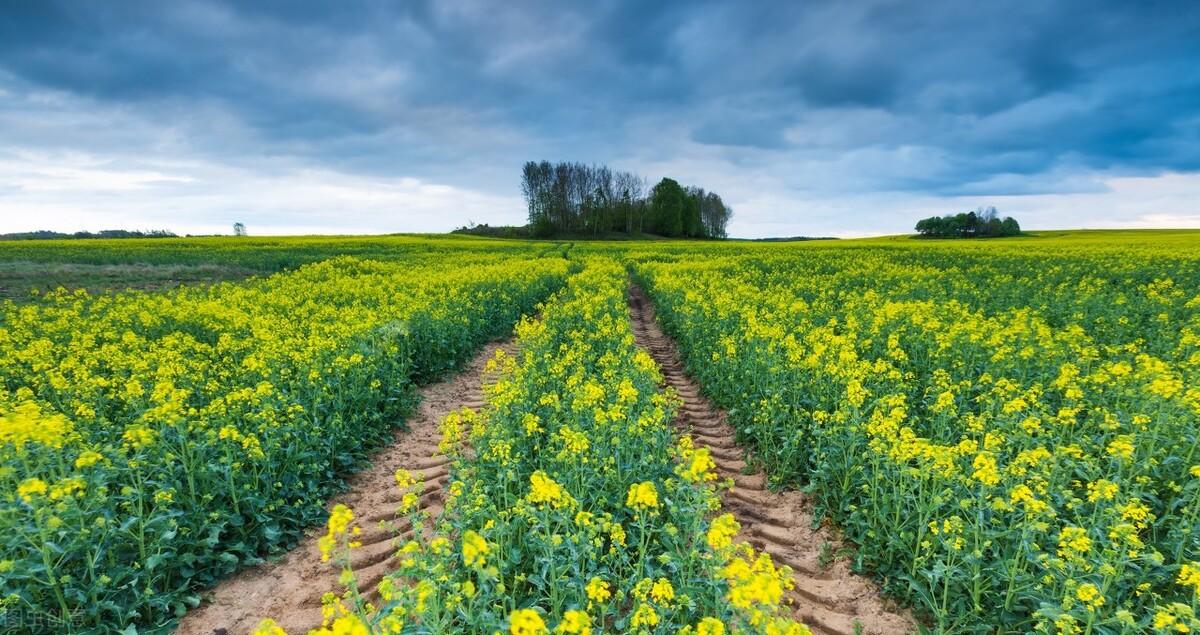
[0,0,1198,235]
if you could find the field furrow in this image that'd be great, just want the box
[176,339,516,635]
[627,284,916,635]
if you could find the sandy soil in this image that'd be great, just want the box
[628,285,916,635]
[175,339,513,635]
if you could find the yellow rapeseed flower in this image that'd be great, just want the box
[554,610,592,634]
[1057,527,1092,560]
[1075,583,1104,610]
[527,470,576,509]
[74,450,104,468]
[17,478,47,503]
[1106,435,1135,460]
[462,529,489,568]
[629,603,659,628]
[970,452,1000,487]
[695,617,726,635]
[707,513,740,552]
[1179,562,1200,599]
[509,608,548,635]
[680,446,718,483]
[0,402,75,449]
[650,578,675,604]
[625,481,659,511]
[318,504,357,563]
[585,577,611,604]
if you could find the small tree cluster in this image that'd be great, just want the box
[915,206,1021,238]
[521,161,731,238]
[646,178,732,239]
[0,229,178,241]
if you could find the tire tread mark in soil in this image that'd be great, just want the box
[175,339,516,635]
[628,284,916,635]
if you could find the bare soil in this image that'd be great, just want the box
[628,285,916,635]
[175,339,513,635]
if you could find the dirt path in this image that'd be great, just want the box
[176,339,514,635]
[627,285,916,635]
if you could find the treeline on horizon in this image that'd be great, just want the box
[0,229,178,241]
[915,206,1021,238]
[521,161,731,238]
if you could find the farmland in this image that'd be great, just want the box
[2,231,1199,634]
[634,235,1200,633]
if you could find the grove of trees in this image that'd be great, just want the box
[0,229,178,241]
[915,206,1021,238]
[521,161,731,238]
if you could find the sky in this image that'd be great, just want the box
[1,1,1198,238]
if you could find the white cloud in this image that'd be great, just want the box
[0,152,195,193]
[0,151,524,235]
[5,148,1187,240]
[986,171,1200,230]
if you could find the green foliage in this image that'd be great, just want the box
[5,228,1200,633]
[915,206,1021,238]
[520,161,730,239]
[0,230,178,241]
[0,234,565,270]
[317,261,805,635]
[649,178,685,237]
[634,242,1200,633]
[0,254,568,633]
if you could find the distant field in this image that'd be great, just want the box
[0,234,558,267]
[847,228,1200,249]
[0,234,566,302]
[0,261,260,302]
[3,228,1198,302]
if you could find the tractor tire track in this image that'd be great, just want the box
[628,284,915,635]
[175,339,515,635]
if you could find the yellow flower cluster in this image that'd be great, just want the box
[527,470,577,509]
[510,608,547,634]
[585,576,611,604]
[0,401,75,450]
[677,437,719,484]
[1179,563,1200,600]
[706,513,740,552]
[308,262,808,634]
[554,609,591,634]
[22,232,1196,632]
[0,249,568,629]
[625,481,660,512]
[721,547,791,610]
[634,238,1200,632]
[318,504,360,564]
[461,529,490,568]
[17,477,48,503]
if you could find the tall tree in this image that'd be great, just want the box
[614,171,645,234]
[649,178,685,237]
[700,191,731,238]
[682,186,703,237]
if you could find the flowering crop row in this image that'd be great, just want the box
[288,260,809,635]
[0,255,568,633]
[634,245,1200,634]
